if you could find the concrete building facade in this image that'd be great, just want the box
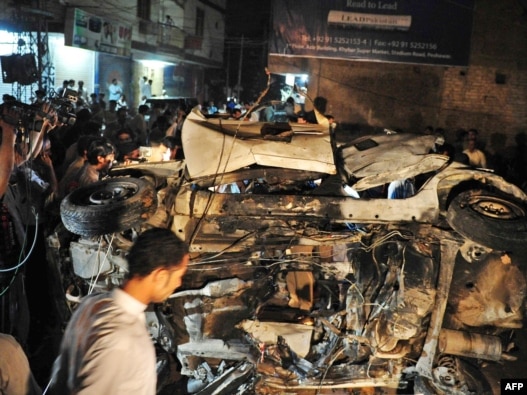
[0,0,225,108]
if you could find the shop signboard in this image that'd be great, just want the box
[270,0,474,66]
[65,8,132,57]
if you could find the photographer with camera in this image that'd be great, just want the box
[1,100,67,386]
[1,103,45,388]
[1,99,61,220]
[0,104,37,389]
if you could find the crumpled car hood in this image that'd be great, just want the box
[182,107,336,179]
[338,133,450,191]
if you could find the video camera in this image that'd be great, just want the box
[0,100,44,132]
[0,88,78,132]
[50,88,78,126]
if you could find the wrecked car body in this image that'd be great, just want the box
[49,104,527,394]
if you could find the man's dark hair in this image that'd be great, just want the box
[117,107,128,116]
[76,135,96,156]
[161,136,177,150]
[313,96,327,113]
[153,115,169,129]
[84,120,102,136]
[76,108,92,122]
[116,128,136,142]
[126,228,188,278]
[86,138,115,164]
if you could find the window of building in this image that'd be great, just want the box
[137,0,151,20]
[196,7,204,37]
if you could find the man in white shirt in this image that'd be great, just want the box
[47,228,189,395]
[108,78,123,101]
[463,138,487,168]
[140,76,150,101]
[145,79,153,98]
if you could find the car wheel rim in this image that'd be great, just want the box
[465,195,525,220]
[89,185,137,205]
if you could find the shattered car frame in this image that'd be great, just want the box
[49,104,527,394]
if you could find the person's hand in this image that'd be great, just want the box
[38,102,58,123]
[40,151,53,167]
[35,101,51,120]
[43,111,59,130]
[36,102,61,130]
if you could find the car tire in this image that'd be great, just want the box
[60,177,157,237]
[446,190,527,251]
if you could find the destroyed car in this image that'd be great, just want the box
[49,104,527,394]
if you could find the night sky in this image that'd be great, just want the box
[220,0,273,102]
[225,0,272,38]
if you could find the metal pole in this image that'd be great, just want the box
[225,45,230,99]
[236,35,243,100]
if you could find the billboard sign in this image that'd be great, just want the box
[65,8,132,57]
[270,0,474,66]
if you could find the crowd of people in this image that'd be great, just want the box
[0,78,194,225]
